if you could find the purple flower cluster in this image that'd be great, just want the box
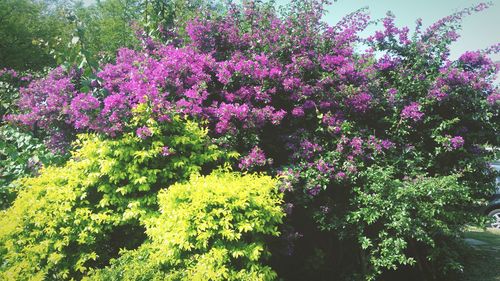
[136,126,152,139]
[347,92,373,113]
[459,51,492,69]
[0,68,17,78]
[277,168,300,192]
[238,146,271,170]
[368,13,410,45]
[450,136,465,149]
[161,146,173,157]
[401,102,424,121]
[444,136,465,151]
[70,93,100,130]
[6,1,498,201]
[9,67,76,129]
[487,93,499,106]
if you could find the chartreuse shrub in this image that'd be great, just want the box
[85,171,284,281]
[0,103,229,280]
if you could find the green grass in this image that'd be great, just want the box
[460,228,500,281]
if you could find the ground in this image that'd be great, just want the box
[461,228,500,281]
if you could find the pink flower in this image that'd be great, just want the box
[401,102,424,121]
[136,126,152,139]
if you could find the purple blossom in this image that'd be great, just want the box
[278,168,300,192]
[299,140,322,160]
[315,159,334,174]
[428,88,448,101]
[347,92,372,113]
[349,137,363,155]
[308,185,321,196]
[321,112,343,134]
[216,64,232,85]
[283,77,301,91]
[0,68,17,78]
[335,171,346,180]
[449,136,464,150]
[239,146,269,170]
[376,55,401,71]
[292,107,305,117]
[381,139,395,150]
[161,146,173,156]
[387,88,398,104]
[487,93,499,106]
[368,13,411,45]
[69,93,100,130]
[459,51,492,69]
[136,126,152,139]
[401,102,424,121]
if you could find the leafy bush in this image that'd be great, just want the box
[0,0,68,71]
[348,167,479,280]
[0,104,227,280]
[0,69,64,209]
[3,0,500,280]
[0,125,65,209]
[86,171,283,281]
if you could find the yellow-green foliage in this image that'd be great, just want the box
[0,104,228,280]
[0,165,112,280]
[87,171,284,281]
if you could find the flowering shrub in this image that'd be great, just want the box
[0,69,65,209]
[3,0,500,280]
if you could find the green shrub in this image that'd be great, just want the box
[87,171,284,281]
[0,104,228,280]
[347,166,477,280]
[0,125,65,209]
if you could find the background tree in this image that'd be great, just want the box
[0,0,69,70]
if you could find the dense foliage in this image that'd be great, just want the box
[0,0,214,72]
[86,171,283,281]
[347,167,479,280]
[1,0,499,280]
[0,104,229,280]
[0,125,64,209]
[0,0,68,70]
[0,69,64,209]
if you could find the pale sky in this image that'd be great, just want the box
[277,0,500,61]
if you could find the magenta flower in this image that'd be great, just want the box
[238,146,269,170]
[487,93,499,106]
[308,185,321,196]
[136,126,152,139]
[292,107,305,117]
[335,171,347,180]
[161,146,173,156]
[401,102,424,121]
[347,92,372,113]
[449,136,465,150]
